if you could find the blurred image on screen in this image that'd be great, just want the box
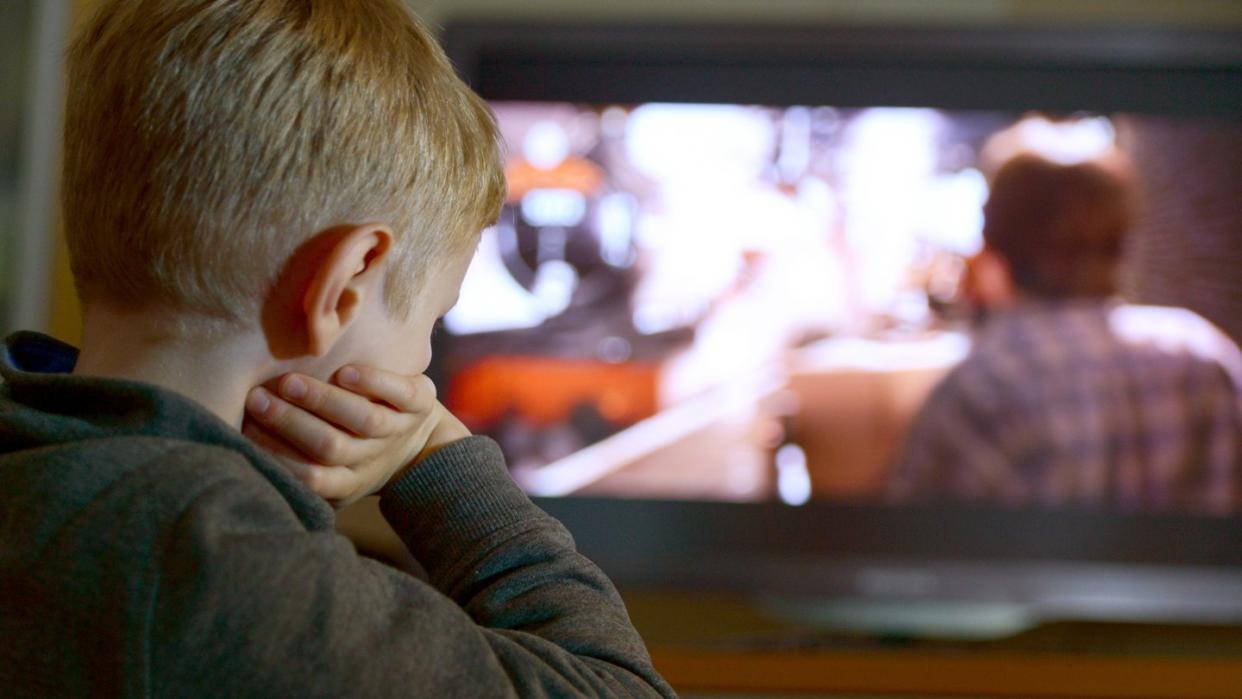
[438,101,1242,515]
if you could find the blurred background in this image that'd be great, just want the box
[3,0,1242,345]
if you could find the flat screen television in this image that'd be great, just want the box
[438,22,1242,636]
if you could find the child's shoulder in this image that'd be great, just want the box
[3,436,284,557]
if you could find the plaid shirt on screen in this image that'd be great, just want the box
[890,301,1242,515]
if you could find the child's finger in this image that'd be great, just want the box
[246,387,372,467]
[334,366,437,415]
[275,373,400,438]
[295,464,362,506]
[244,422,362,505]
[242,421,315,476]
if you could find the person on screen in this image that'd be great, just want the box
[889,152,1242,514]
[0,1,673,696]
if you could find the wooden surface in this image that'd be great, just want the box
[626,591,1242,698]
[651,648,1242,698]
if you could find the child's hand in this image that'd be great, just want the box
[242,366,466,508]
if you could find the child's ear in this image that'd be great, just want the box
[302,224,393,356]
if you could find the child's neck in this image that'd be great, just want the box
[73,306,273,430]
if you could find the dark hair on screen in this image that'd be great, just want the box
[982,153,1136,299]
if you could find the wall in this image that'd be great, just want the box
[0,1,35,332]
[1122,118,1242,345]
[46,0,97,346]
[408,0,1242,29]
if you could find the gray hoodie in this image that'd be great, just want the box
[0,331,674,698]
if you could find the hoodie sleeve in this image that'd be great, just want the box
[147,437,675,698]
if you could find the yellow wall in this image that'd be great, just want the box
[46,0,99,346]
[48,227,78,344]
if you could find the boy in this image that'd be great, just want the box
[0,0,674,696]
[891,152,1242,513]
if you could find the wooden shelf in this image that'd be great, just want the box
[652,647,1242,698]
[626,591,1242,697]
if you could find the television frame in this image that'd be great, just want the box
[440,21,1242,630]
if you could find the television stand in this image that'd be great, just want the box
[623,589,1242,698]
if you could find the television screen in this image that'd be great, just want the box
[437,25,1242,623]
[438,99,1242,517]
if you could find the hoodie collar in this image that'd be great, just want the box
[0,331,333,530]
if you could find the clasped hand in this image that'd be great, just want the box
[242,366,469,508]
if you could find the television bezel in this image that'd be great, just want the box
[438,21,1242,618]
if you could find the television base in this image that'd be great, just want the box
[758,596,1037,640]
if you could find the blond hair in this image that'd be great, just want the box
[63,0,504,328]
